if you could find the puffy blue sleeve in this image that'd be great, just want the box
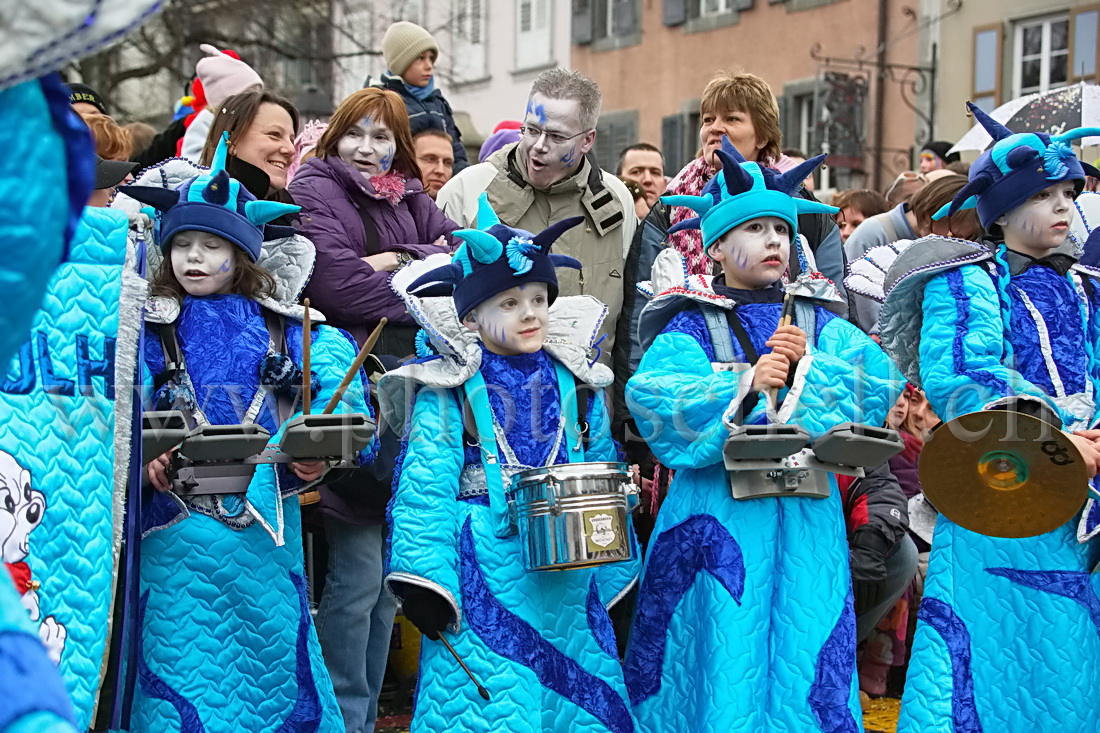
[919,267,1057,422]
[626,323,756,470]
[385,386,465,623]
[778,314,905,438]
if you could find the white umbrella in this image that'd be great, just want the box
[950,81,1100,154]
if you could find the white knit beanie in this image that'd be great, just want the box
[196,44,263,110]
[382,22,439,77]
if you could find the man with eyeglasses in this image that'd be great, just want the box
[435,68,636,367]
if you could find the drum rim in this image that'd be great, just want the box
[511,461,629,486]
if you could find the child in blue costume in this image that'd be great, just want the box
[859,105,1100,733]
[122,136,374,732]
[624,142,903,732]
[378,194,639,733]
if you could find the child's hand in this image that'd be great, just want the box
[432,235,448,249]
[766,325,807,363]
[1072,429,1100,447]
[753,352,790,391]
[291,460,327,482]
[1069,434,1100,477]
[147,451,173,493]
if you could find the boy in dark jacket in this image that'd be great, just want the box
[378,21,468,173]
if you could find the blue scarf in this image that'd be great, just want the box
[387,69,436,101]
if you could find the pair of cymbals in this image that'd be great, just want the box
[919,411,1088,538]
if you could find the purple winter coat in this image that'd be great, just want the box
[289,155,457,345]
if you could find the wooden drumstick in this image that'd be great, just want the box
[302,298,312,415]
[438,633,490,701]
[322,317,388,414]
[766,290,796,404]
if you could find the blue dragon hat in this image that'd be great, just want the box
[121,133,300,262]
[408,193,583,319]
[937,102,1100,230]
[661,136,838,252]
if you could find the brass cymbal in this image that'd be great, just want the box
[918,410,1088,538]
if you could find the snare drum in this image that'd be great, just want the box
[509,462,637,572]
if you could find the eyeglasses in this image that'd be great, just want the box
[519,125,590,146]
[884,170,927,201]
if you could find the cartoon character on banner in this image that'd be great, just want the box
[0,450,67,663]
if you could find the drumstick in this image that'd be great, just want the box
[767,290,796,403]
[302,298,312,415]
[322,317,388,414]
[438,634,490,700]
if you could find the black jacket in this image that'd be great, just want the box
[377,74,469,173]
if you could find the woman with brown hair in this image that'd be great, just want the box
[288,86,456,733]
[199,89,298,200]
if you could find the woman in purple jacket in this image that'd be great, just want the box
[289,87,457,733]
[291,87,457,351]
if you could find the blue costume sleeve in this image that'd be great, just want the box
[626,328,756,470]
[919,266,1058,422]
[386,386,465,621]
[780,315,905,437]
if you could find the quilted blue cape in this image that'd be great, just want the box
[895,261,1100,733]
[386,348,639,732]
[133,296,374,732]
[625,299,902,732]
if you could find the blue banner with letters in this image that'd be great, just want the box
[0,206,144,728]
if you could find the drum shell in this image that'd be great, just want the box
[510,462,634,572]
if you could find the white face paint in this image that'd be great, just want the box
[336,115,396,179]
[996,180,1076,258]
[518,93,595,191]
[170,231,237,297]
[708,216,791,290]
[463,283,550,356]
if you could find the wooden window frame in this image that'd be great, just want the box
[972,22,1003,107]
[1070,4,1100,82]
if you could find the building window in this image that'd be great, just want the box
[393,0,426,26]
[516,0,553,70]
[1014,14,1070,97]
[1071,6,1100,80]
[972,24,1002,112]
[453,0,487,81]
[699,0,734,17]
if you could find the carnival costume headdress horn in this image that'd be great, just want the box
[408,193,583,319]
[936,102,1100,230]
[662,136,838,254]
[122,132,300,262]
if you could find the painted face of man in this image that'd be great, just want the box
[463,282,550,356]
[170,231,237,297]
[708,216,792,290]
[518,93,595,191]
[996,180,1076,258]
[336,115,396,178]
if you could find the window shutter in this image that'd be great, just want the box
[662,114,686,173]
[573,0,594,44]
[663,0,687,27]
[613,0,639,36]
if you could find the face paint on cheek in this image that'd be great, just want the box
[561,144,578,167]
[379,144,395,174]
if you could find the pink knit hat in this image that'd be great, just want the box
[196,44,263,110]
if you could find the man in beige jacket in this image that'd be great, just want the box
[436,68,635,365]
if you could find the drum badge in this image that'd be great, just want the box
[587,513,617,548]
